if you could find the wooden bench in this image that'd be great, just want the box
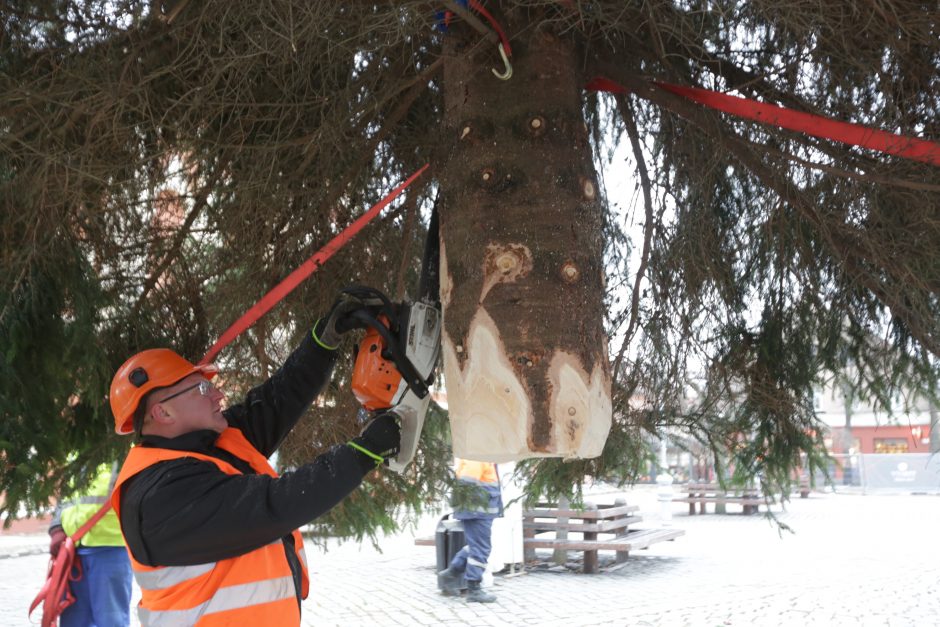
[523,500,683,573]
[673,483,764,515]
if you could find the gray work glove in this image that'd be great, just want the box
[312,289,388,349]
[312,297,364,349]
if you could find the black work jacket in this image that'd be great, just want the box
[118,334,375,606]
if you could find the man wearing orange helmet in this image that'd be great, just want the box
[108,301,400,626]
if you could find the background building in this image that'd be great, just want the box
[814,383,936,455]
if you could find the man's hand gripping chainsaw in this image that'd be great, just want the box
[337,286,441,473]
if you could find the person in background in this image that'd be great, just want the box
[437,458,503,603]
[49,461,132,627]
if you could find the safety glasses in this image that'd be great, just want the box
[159,379,212,403]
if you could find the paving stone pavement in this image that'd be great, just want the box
[3,487,938,626]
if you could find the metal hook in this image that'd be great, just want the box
[491,42,512,81]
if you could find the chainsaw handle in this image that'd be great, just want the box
[339,286,399,332]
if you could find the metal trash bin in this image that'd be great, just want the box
[435,513,467,592]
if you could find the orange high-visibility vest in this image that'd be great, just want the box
[112,427,309,627]
[455,459,499,485]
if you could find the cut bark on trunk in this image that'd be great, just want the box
[438,21,611,462]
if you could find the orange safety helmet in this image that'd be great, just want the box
[110,349,218,435]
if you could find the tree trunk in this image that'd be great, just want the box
[438,19,611,462]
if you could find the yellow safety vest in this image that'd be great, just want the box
[60,462,124,547]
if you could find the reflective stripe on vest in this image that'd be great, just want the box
[76,495,108,505]
[137,576,296,627]
[112,427,309,627]
[133,562,216,591]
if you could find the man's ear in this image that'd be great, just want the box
[149,402,174,425]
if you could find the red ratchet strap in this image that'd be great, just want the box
[29,502,112,627]
[199,164,430,365]
[468,0,512,57]
[587,77,940,167]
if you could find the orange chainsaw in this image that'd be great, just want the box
[348,208,441,472]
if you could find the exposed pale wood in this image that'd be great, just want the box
[441,306,612,462]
